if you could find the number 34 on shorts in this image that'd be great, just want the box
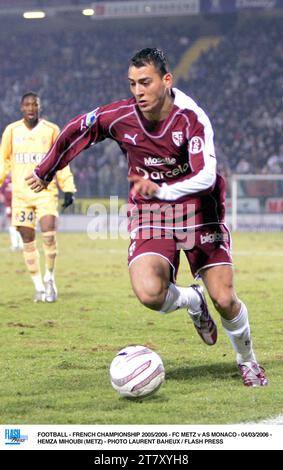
[15,209,35,225]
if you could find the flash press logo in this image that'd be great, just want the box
[5,428,28,445]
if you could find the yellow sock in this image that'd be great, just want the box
[42,231,57,273]
[23,240,44,291]
[23,240,41,276]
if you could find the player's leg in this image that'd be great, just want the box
[202,264,253,353]
[129,253,210,315]
[128,232,209,316]
[8,220,23,252]
[39,214,58,303]
[188,224,267,385]
[36,192,59,303]
[9,225,23,251]
[129,254,170,310]
[176,229,218,346]
[4,205,22,251]
[15,216,45,302]
[201,264,267,386]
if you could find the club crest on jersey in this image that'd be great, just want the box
[189,136,204,154]
[85,108,98,128]
[172,131,183,147]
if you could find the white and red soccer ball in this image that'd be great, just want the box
[110,345,165,398]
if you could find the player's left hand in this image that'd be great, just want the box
[62,192,74,209]
[128,174,159,198]
[25,173,47,192]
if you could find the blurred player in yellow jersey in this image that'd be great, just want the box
[0,172,23,251]
[0,92,76,302]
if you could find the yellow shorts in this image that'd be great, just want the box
[12,192,59,229]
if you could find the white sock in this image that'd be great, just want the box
[17,231,23,249]
[9,226,22,249]
[31,274,45,292]
[160,283,201,314]
[221,302,256,364]
[44,269,55,282]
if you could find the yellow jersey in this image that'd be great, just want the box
[0,118,76,198]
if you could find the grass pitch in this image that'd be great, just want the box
[0,232,282,424]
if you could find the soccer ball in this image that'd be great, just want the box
[109,345,165,398]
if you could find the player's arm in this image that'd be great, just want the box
[56,165,76,193]
[0,128,12,187]
[26,108,103,191]
[128,174,159,198]
[25,173,47,192]
[52,124,78,197]
[154,111,216,201]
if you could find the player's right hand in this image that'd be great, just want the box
[25,172,47,192]
[128,174,159,198]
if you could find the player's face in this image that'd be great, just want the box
[128,63,173,120]
[21,96,40,127]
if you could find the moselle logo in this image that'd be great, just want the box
[144,156,176,166]
[189,136,204,154]
[5,428,28,445]
[85,108,98,127]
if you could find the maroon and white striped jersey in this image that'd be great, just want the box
[35,88,226,229]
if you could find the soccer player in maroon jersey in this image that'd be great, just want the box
[26,48,267,386]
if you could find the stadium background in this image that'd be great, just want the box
[0,0,282,230]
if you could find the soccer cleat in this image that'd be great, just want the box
[188,284,217,346]
[238,361,268,387]
[34,290,45,303]
[44,279,58,303]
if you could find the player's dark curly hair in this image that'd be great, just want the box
[21,91,39,104]
[129,48,169,77]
